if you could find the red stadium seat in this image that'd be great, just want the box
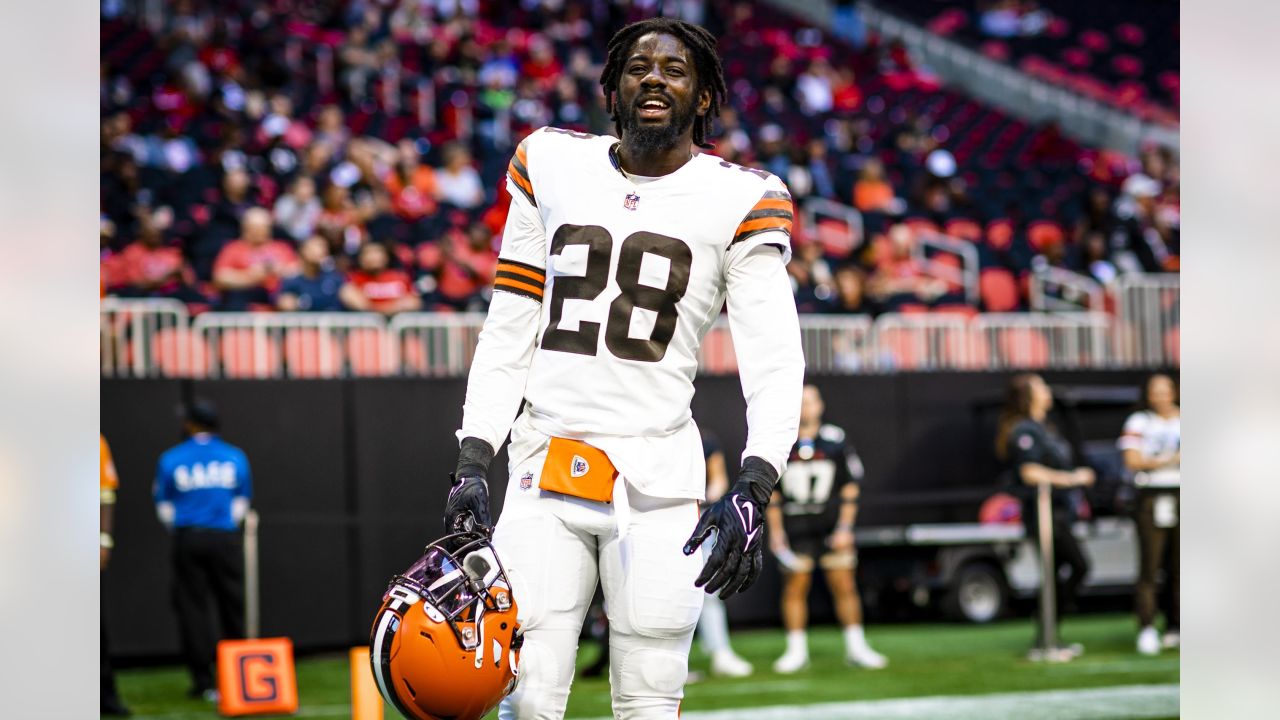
[217,329,282,378]
[1027,220,1065,251]
[150,328,209,377]
[1164,326,1180,365]
[997,328,1050,369]
[985,220,1014,252]
[347,328,388,376]
[979,268,1019,312]
[944,218,982,243]
[283,328,342,378]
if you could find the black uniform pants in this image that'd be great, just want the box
[1135,490,1180,629]
[102,579,122,706]
[172,527,245,690]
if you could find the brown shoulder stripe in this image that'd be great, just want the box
[507,140,536,207]
[732,190,794,245]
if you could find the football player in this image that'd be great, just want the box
[442,17,804,719]
[766,384,886,672]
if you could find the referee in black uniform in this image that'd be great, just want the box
[153,401,253,700]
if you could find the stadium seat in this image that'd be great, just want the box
[347,328,388,376]
[150,328,209,377]
[979,268,1019,312]
[283,328,342,378]
[996,327,1050,369]
[216,329,282,378]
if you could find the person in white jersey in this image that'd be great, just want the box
[1118,373,1180,656]
[441,17,804,719]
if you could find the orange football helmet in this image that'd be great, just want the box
[370,531,522,720]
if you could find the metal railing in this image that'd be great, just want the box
[871,313,975,371]
[1029,266,1105,312]
[190,312,389,379]
[801,197,864,257]
[1114,274,1180,367]
[972,312,1112,370]
[102,289,1176,377]
[914,230,980,305]
[100,298,190,378]
[390,312,487,377]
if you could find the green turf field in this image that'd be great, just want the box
[115,613,1178,719]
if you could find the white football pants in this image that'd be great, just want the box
[493,447,705,720]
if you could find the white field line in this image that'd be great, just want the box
[133,682,1179,720]
[589,683,1180,720]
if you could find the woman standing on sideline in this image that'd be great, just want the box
[996,374,1095,659]
[1120,374,1180,655]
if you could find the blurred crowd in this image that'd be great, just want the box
[100,0,1178,317]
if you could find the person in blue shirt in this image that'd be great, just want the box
[154,399,252,701]
[275,235,345,312]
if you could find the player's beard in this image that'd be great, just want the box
[619,97,698,156]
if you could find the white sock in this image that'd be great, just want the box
[786,630,807,654]
[844,624,867,651]
[698,593,730,654]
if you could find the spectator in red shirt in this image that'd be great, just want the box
[417,222,499,311]
[213,207,300,310]
[118,207,202,302]
[340,242,422,316]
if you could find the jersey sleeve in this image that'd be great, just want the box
[1117,411,1149,451]
[493,168,548,300]
[725,243,805,475]
[1007,424,1045,468]
[234,448,253,499]
[843,445,865,485]
[505,134,538,210]
[458,186,546,450]
[727,176,794,265]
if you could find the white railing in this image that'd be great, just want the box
[871,313,975,370]
[972,312,1112,370]
[1029,266,1105,312]
[801,197,864,257]
[389,312,487,377]
[190,312,389,379]
[1114,274,1180,367]
[100,298,190,378]
[914,230,980,305]
[101,299,1177,377]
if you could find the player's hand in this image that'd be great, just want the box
[683,457,776,599]
[1073,467,1096,487]
[444,473,491,534]
[445,437,496,534]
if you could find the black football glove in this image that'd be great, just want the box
[444,437,494,534]
[682,456,777,599]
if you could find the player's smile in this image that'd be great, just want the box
[618,32,702,137]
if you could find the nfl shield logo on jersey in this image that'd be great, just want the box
[519,472,533,490]
[623,192,640,211]
[571,456,590,478]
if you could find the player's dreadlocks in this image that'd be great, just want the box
[600,17,726,149]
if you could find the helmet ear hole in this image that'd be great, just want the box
[464,547,501,587]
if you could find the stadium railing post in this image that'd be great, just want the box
[245,509,261,640]
[1035,481,1058,655]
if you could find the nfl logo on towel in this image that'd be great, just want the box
[623,192,640,211]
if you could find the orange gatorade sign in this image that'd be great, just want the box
[216,638,299,716]
[540,437,619,503]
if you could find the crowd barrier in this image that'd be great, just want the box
[101,277,1177,378]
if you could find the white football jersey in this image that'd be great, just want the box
[486,126,801,499]
[1117,410,1180,487]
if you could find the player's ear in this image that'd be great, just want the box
[696,87,711,116]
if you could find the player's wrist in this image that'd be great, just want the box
[735,456,778,507]
[455,436,495,479]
